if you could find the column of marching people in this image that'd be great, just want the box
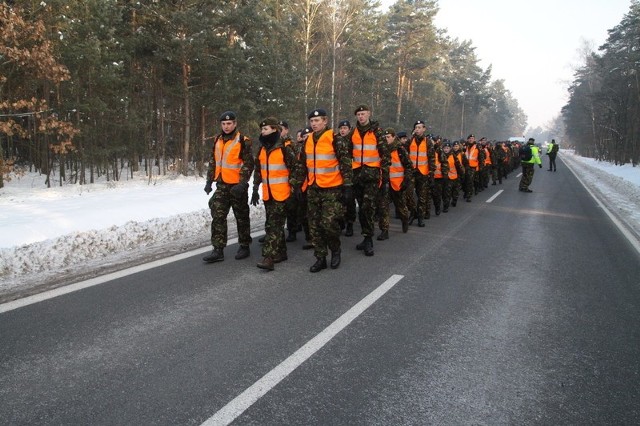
[202,106,527,272]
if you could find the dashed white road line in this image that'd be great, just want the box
[201,274,405,426]
[486,190,504,203]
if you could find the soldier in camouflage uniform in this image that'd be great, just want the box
[348,104,390,256]
[337,120,356,237]
[299,108,353,272]
[251,117,301,271]
[450,140,466,207]
[431,139,450,216]
[407,120,435,226]
[203,111,254,263]
[376,128,413,239]
[441,141,464,211]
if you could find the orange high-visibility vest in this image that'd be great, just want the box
[447,154,458,180]
[434,154,443,178]
[484,147,492,165]
[305,130,343,188]
[389,150,405,191]
[214,132,244,184]
[352,129,381,169]
[466,144,479,171]
[259,146,290,201]
[409,137,429,175]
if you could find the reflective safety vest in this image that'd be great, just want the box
[447,154,458,180]
[409,137,429,175]
[389,150,405,191]
[305,129,343,188]
[434,154,443,179]
[466,144,479,170]
[352,129,381,169]
[484,147,492,165]
[259,147,290,201]
[214,131,244,184]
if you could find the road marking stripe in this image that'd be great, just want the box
[202,274,405,426]
[486,190,504,203]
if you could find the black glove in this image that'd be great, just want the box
[204,181,212,195]
[293,185,303,202]
[250,188,260,206]
[230,182,248,199]
[539,164,543,168]
[342,185,353,205]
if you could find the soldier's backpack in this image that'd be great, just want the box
[519,144,532,162]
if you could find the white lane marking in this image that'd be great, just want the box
[516,172,523,178]
[486,190,504,203]
[202,274,405,426]
[0,233,266,314]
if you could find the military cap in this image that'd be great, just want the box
[278,120,289,129]
[452,140,461,145]
[354,104,370,114]
[219,110,237,121]
[467,134,475,139]
[414,120,426,128]
[338,120,351,128]
[528,137,535,142]
[301,126,312,137]
[259,117,279,128]
[397,131,407,138]
[384,127,396,136]
[308,108,327,119]
[479,137,487,142]
[443,141,452,147]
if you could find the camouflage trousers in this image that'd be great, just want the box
[405,176,416,217]
[209,182,252,249]
[519,163,535,190]
[464,169,477,199]
[307,187,343,258]
[432,178,447,211]
[413,172,431,219]
[263,198,287,258]
[446,178,460,207]
[376,188,390,231]
[391,188,409,224]
[353,172,380,237]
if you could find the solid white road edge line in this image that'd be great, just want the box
[564,156,640,256]
[0,232,266,314]
[201,274,405,426]
[486,190,504,203]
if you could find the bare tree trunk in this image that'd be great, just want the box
[181,59,191,176]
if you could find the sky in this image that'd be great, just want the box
[1,151,640,298]
[380,0,633,130]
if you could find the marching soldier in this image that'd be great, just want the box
[203,111,254,263]
[338,119,356,237]
[348,105,389,256]
[407,120,435,226]
[250,118,301,271]
[299,109,353,272]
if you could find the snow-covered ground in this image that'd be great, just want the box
[1,151,639,300]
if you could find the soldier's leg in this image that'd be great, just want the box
[263,200,287,258]
[325,190,344,254]
[210,185,231,248]
[307,189,327,258]
[443,179,452,211]
[231,189,252,247]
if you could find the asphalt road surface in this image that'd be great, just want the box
[2,159,639,425]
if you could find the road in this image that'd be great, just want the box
[2,160,639,425]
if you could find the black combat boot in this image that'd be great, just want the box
[310,257,327,272]
[377,230,389,241]
[417,215,425,227]
[402,218,409,233]
[330,249,341,269]
[257,257,274,271]
[235,245,250,260]
[363,236,374,256]
[286,230,297,242]
[203,247,224,263]
[345,222,354,237]
[356,237,366,250]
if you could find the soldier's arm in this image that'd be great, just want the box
[440,151,450,175]
[283,144,302,187]
[398,146,413,178]
[252,153,262,191]
[375,128,391,182]
[427,147,436,179]
[239,135,254,184]
[206,137,217,183]
[335,134,353,186]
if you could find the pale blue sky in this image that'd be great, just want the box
[379,0,632,129]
